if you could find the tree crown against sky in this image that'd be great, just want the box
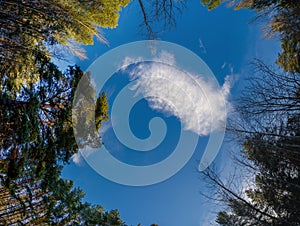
[202,60,300,226]
[199,3,299,225]
[0,41,112,226]
[0,51,109,190]
[1,0,299,225]
[0,176,125,225]
[0,0,117,224]
[200,0,300,74]
[0,0,130,90]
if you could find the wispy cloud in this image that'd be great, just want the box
[121,56,144,69]
[71,152,84,165]
[221,62,234,74]
[72,147,98,165]
[221,62,227,69]
[198,38,207,54]
[122,52,231,136]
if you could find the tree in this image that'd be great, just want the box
[136,0,186,39]
[0,0,130,46]
[0,177,125,225]
[201,62,300,225]
[271,5,300,74]
[0,0,125,224]
[216,211,240,225]
[200,0,223,10]
[237,60,300,116]
[0,54,113,224]
[201,0,297,10]
[0,0,130,87]
[0,53,108,188]
[200,0,300,73]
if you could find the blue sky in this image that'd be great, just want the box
[62,0,280,225]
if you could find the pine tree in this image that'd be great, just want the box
[0,0,130,87]
[201,62,300,226]
[0,53,108,188]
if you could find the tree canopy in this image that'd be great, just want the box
[200,0,300,74]
[1,0,299,225]
[0,0,124,224]
[0,177,125,225]
[202,62,300,226]
[0,0,130,89]
[0,52,112,224]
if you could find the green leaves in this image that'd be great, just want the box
[0,0,130,87]
[0,55,111,224]
[0,0,129,224]
[200,0,300,74]
[200,0,222,10]
[95,92,109,130]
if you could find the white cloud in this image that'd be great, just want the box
[198,38,207,54]
[153,50,176,65]
[99,121,112,134]
[72,147,99,165]
[221,62,234,75]
[222,75,232,98]
[71,152,83,165]
[120,56,144,69]
[122,52,231,136]
[221,62,227,69]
